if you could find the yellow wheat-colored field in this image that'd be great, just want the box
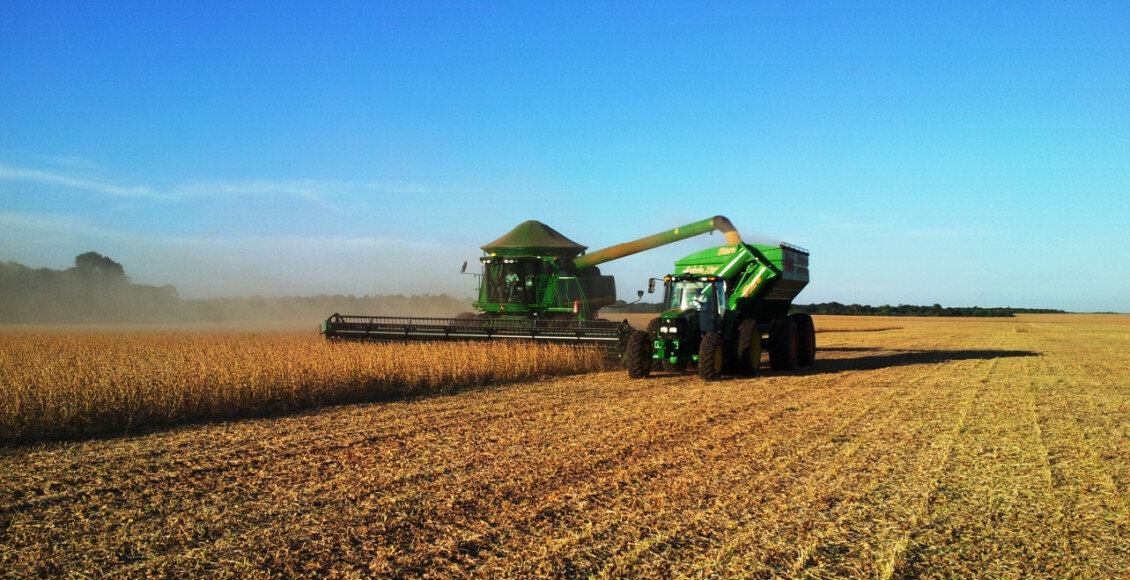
[0,331,611,444]
[1,314,1128,577]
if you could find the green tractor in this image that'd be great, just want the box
[626,241,814,380]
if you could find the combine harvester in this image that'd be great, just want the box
[321,216,743,349]
[626,236,813,381]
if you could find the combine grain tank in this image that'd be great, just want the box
[321,216,742,349]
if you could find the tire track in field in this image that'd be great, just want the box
[725,360,967,577]
[211,373,836,576]
[54,372,826,576]
[593,370,906,577]
[874,360,982,579]
[890,323,1082,577]
[1016,325,1130,574]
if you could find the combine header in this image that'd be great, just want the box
[321,216,742,349]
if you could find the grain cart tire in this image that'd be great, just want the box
[626,331,653,379]
[698,332,724,381]
[769,317,799,371]
[736,319,762,375]
[790,313,816,366]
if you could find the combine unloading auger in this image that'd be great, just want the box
[320,216,743,349]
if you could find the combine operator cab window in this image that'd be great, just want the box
[486,259,539,303]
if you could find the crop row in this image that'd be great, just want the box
[0,332,612,444]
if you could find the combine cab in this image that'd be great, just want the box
[321,216,743,349]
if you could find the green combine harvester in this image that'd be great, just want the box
[321,216,743,348]
[626,238,813,380]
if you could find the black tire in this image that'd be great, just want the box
[736,319,762,375]
[626,331,652,379]
[698,332,724,381]
[768,317,798,371]
[790,313,816,366]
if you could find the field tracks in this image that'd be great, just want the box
[876,361,981,578]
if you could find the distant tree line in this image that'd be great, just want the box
[0,253,466,324]
[604,301,1067,317]
[790,302,1066,318]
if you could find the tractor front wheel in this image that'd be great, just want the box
[698,332,724,381]
[626,331,653,379]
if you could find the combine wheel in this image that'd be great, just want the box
[736,320,762,375]
[790,313,816,366]
[626,331,653,379]
[698,332,724,381]
[768,317,798,371]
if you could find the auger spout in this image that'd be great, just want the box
[571,215,741,270]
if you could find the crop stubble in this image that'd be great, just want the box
[1,315,1128,577]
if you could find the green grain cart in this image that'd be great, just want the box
[321,216,743,349]
[626,239,814,380]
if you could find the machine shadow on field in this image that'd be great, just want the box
[806,347,1040,374]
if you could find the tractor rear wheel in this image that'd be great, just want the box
[769,317,798,370]
[790,313,816,366]
[626,331,653,379]
[698,332,724,381]
[736,320,762,375]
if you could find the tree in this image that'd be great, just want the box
[73,252,127,279]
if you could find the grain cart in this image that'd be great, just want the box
[625,239,814,380]
[321,216,742,349]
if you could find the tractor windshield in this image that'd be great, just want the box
[666,280,723,314]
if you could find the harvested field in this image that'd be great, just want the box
[2,315,1128,577]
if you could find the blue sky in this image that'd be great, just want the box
[2,1,1127,312]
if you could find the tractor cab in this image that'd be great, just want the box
[661,275,727,335]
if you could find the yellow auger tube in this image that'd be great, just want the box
[570,215,742,270]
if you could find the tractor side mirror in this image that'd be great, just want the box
[461,261,468,273]
[637,290,644,299]
[647,278,656,294]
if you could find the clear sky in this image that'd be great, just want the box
[2,1,1128,312]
